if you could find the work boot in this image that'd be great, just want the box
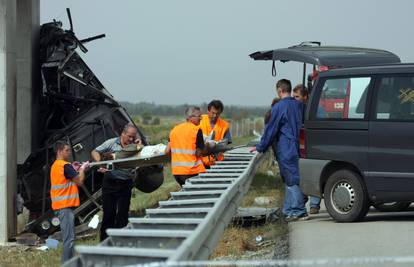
[285,213,309,222]
[310,207,320,214]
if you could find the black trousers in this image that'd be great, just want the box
[100,177,133,241]
[174,174,197,186]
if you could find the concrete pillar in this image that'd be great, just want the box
[0,0,17,242]
[16,0,40,164]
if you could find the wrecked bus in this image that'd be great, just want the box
[17,9,163,237]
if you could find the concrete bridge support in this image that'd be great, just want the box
[0,0,39,243]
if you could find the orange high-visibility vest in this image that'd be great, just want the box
[50,159,80,210]
[170,122,206,175]
[200,114,229,166]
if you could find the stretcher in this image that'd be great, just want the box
[89,153,171,170]
[88,143,245,171]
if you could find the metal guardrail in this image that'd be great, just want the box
[64,147,263,267]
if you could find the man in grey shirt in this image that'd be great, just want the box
[91,123,141,241]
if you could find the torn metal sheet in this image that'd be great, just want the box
[232,207,279,227]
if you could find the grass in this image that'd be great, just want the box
[0,235,102,267]
[0,246,61,267]
[0,121,257,267]
[134,116,182,144]
[231,134,256,147]
[240,155,284,208]
[211,152,288,259]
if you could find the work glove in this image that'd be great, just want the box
[79,161,90,172]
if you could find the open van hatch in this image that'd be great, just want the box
[249,42,401,68]
[249,41,401,89]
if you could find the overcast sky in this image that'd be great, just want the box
[41,0,414,106]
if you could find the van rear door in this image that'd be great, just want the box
[250,44,401,68]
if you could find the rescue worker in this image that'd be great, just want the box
[199,100,231,167]
[292,84,321,214]
[165,106,207,186]
[292,84,309,119]
[91,123,141,241]
[251,79,308,221]
[50,140,89,264]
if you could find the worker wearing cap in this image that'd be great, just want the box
[165,106,207,186]
[50,140,89,264]
[199,100,231,167]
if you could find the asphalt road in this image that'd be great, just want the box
[289,201,414,266]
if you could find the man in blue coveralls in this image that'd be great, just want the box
[251,79,308,221]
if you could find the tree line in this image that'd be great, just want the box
[120,101,269,121]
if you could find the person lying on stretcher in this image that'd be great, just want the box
[100,139,168,161]
[99,138,144,160]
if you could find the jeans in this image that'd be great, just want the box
[282,184,307,217]
[310,196,321,208]
[100,178,133,241]
[57,208,75,264]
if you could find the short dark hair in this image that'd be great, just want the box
[276,79,292,93]
[207,100,224,113]
[293,84,309,98]
[54,140,69,154]
[271,97,280,107]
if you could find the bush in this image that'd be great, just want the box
[152,117,161,125]
[141,112,152,124]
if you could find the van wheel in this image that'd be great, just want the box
[324,169,369,222]
[373,202,411,212]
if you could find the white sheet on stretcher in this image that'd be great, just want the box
[138,144,167,159]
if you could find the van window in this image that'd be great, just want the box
[316,77,371,119]
[375,76,414,120]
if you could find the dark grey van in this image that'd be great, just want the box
[251,43,414,222]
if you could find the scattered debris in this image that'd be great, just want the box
[88,214,100,229]
[254,196,273,205]
[36,245,49,251]
[255,235,263,243]
[15,233,40,246]
[45,238,59,249]
[254,233,279,248]
[232,207,279,227]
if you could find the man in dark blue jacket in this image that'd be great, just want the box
[252,79,308,221]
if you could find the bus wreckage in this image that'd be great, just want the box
[17,9,165,238]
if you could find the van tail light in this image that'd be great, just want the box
[299,128,306,158]
[318,65,330,72]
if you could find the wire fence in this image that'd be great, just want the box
[131,257,414,267]
[229,118,264,138]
